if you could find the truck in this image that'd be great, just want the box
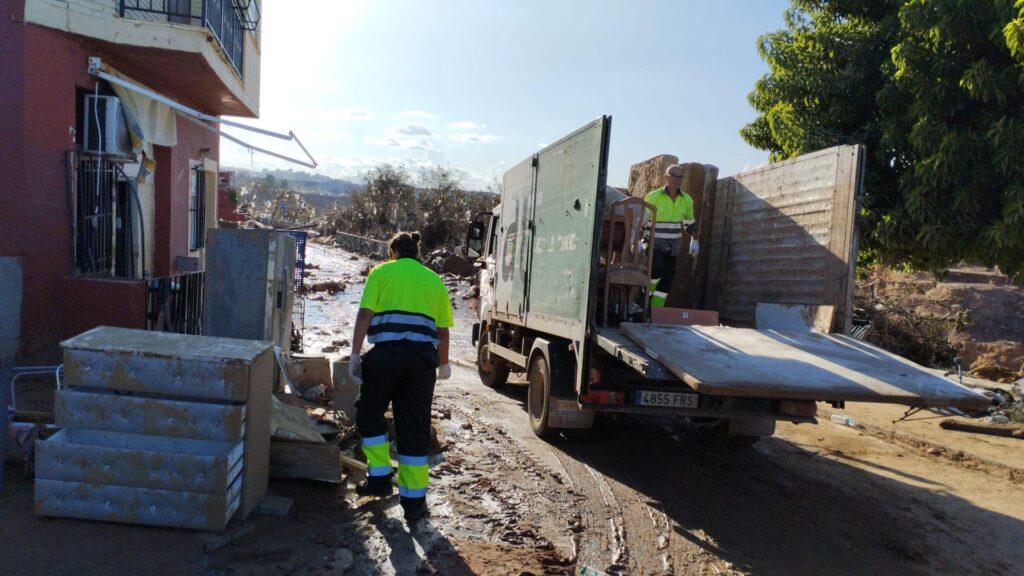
[466,116,988,443]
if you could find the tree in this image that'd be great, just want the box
[744,0,1024,279]
[343,163,416,237]
[416,166,501,251]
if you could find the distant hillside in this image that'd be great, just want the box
[226,167,361,196]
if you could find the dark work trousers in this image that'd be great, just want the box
[651,246,677,295]
[356,343,437,508]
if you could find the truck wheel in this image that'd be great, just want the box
[477,329,509,388]
[528,355,553,437]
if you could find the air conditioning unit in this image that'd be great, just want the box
[82,94,132,157]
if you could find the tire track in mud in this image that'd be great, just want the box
[427,394,578,573]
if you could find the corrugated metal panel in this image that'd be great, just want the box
[705,146,862,333]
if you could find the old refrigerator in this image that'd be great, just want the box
[202,229,296,350]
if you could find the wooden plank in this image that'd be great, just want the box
[705,178,737,311]
[35,428,243,494]
[826,146,861,334]
[240,348,274,519]
[35,475,241,531]
[269,440,342,483]
[619,323,990,409]
[692,164,719,309]
[939,419,1024,439]
[55,389,245,442]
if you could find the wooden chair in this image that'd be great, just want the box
[601,197,656,326]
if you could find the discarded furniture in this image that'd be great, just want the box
[601,197,656,326]
[203,229,296,351]
[35,327,274,530]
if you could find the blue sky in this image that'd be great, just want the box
[221,0,791,188]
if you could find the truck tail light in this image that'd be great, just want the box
[581,390,625,405]
[779,400,817,418]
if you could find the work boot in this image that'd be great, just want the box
[401,497,429,525]
[355,475,393,498]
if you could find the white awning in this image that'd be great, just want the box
[88,57,317,169]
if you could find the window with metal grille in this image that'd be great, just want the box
[72,154,136,278]
[190,165,206,250]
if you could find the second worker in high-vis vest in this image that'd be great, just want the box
[348,231,454,525]
[643,164,699,308]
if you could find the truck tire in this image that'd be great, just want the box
[528,355,553,437]
[477,329,509,388]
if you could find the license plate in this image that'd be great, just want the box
[635,390,699,408]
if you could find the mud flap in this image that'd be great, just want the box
[728,417,775,437]
[532,338,594,430]
[548,397,596,429]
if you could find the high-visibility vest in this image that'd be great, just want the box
[644,186,695,241]
[359,257,454,346]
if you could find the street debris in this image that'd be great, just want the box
[940,419,1024,439]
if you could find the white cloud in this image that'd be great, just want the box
[450,133,500,143]
[387,124,432,137]
[449,120,480,130]
[319,107,370,120]
[399,110,439,120]
[364,135,432,150]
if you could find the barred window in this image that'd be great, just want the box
[72,154,135,278]
[190,164,206,250]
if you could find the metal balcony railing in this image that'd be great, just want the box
[118,0,258,78]
[146,271,205,335]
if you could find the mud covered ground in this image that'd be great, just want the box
[3,243,1024,575]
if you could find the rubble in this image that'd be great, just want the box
[301,279,346,295]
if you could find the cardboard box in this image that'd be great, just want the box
[285,354,333,396]
[651,307,719,327]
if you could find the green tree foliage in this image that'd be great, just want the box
[744,0,1024,279]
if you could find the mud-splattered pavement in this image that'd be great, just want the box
[3,241,1024,576]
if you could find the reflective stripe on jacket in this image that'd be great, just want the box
[359,257,454,346]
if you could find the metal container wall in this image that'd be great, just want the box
[704,146,863,333]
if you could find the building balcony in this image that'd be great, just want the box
[23,0,261,117]
[119,0,259,79]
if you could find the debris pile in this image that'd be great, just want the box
[855,266,1024,379]
[423,248,475,278]
[301,279,346,295]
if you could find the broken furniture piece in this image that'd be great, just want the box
[600,196,656,326]
[35,327,274,531]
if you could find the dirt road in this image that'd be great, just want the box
[2,242,1023,575]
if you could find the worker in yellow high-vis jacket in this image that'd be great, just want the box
[348,231,453,525]
[644,164,699,308]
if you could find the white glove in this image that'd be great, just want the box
[437,363,452,380]
[347,353,363,386]
[688,238,700,256]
